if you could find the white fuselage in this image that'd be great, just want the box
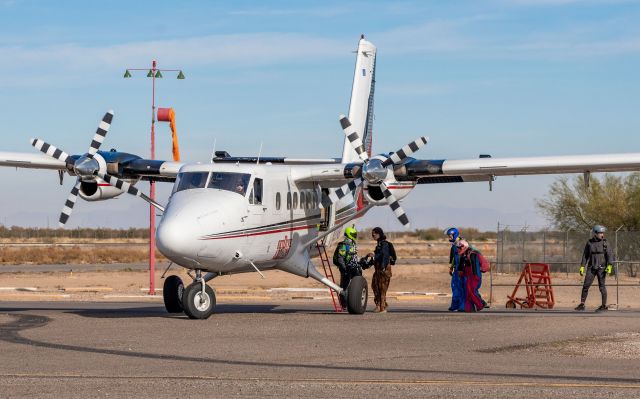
[156,162,365,278]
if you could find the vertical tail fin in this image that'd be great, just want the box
[341,36,377,163]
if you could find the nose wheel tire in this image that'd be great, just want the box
[183,282,216,319]
[163,275,184,313]
[346,276,368,314]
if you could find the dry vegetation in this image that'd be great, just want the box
[0,226,497,264]
[0,247,166,264]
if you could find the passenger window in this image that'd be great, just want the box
[313,191,319,208]
[308,192,314,209]
[293,192,298,209]
[275,192,281,210]
[300,191,306,210]
[250,178,263,205]
[287,192,292,210]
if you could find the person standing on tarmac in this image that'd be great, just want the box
[456,240,485,312]
[575,225,614,312]
[445,227,465,312]
[370,227,393,313]
[333,227,371,310]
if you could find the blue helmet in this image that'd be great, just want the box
[445,227,459,242]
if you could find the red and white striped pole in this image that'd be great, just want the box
[123,61,185,296]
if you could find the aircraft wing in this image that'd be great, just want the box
[0,151,67,170]
[398,153,640,183]
[291,164,352,188]
[0,151,183,182]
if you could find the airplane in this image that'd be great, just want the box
[2,35,640,319]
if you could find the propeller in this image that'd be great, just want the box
[30,110,164,227]
[329,114,429,227]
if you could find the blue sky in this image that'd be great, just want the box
[1,0,639,230]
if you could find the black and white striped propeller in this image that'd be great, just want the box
[30,110,163,227]
[328,115,429,227]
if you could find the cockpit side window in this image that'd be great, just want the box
[208,172,251,196]
[175,172,209,192]
[249,178,263,205]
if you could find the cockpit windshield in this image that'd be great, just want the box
[175,172,209,192]
[174,171,251,196]
[208,172,251,196]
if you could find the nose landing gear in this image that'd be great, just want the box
[162,275,184,313]
[163,269,217,319]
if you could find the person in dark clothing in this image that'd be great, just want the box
[456,240,485,312]
[370,227,393,313]
[575,225,614,312]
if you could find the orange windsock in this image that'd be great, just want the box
[157,107,181,161]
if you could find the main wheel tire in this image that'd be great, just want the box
[346,276,368,314]
[163,275,184,313]
[182,282,216,320]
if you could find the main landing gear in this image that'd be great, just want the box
[344,276,368,314]
[163,269,217,319]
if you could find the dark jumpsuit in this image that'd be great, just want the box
[372,240,392,311]
[580,237,613,306]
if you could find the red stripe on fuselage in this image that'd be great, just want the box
[201,224,315,240]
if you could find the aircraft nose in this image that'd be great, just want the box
[156,211,195,260]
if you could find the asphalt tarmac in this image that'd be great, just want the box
[0,301,638,398]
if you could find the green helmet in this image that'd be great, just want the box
[344,226,358,240]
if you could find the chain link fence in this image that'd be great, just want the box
[496,223,639,278]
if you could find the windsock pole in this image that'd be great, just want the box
[123,62,185,295]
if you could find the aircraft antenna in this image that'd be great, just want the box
[256,141,263,164]
[210,138,217,163]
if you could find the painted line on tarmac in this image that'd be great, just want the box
[1,374,639,390]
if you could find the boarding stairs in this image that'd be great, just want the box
[506,263,555,309]
[316,239,342,312]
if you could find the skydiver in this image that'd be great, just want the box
[333,226,371,311]
[370,227,395,313]
[456,240,485,312]
[445,227,465,311]
[575,225,614,312]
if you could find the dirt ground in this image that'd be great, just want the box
[1,263,638,310]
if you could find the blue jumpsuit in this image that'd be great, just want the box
[448,239,465,311]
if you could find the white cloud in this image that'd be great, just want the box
[0,33,351,88]
[500,0,637,6]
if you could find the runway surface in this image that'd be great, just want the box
[0,301,639,398]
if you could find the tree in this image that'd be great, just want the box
[536,173,640,231]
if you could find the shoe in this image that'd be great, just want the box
[380,308,387,313]
[596,305,608,312]
[575,303,585,311]
[373,306,381,313]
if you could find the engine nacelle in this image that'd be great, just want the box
[361,154,416,205]
[79,177,137,201]
[363,180,416,205]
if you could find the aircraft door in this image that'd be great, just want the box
[248,177,267,226]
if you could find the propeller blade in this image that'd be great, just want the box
[97,173,165,212]
[339,115,369,162]
[88,110,114,157]
[381,136,429,168]
[328,178,363,204]
[59,180,81,227]
[379,181,410,227]
[30,138,70,163]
